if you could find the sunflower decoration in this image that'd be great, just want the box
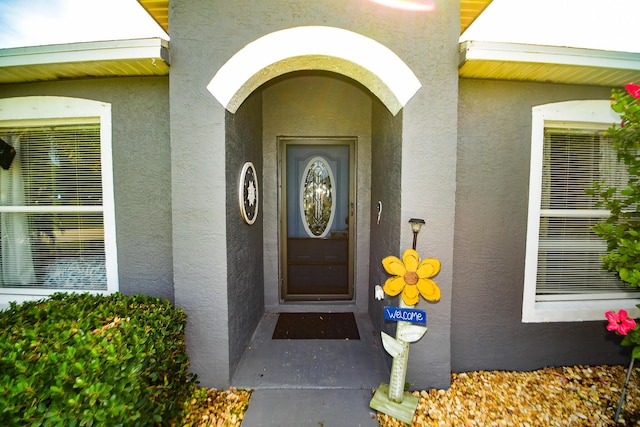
[382,248,440,305]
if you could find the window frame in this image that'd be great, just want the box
[523,100,640,322]
[0,96,118,309]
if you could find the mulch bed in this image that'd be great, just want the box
[176,365,640,426]
[379,365,640,426]
[174,387,252,427]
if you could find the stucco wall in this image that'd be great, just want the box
[453,79,628,372]
[225,91,265,378]
[169,0,234,388]
[170,0,459,388]
[393,1,459,390]
[369,100,402,340]
[0,77,174,301]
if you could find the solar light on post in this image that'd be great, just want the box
[409,218,425,250]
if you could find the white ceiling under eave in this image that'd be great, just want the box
[459,41,640,88]
[0,38,169,85]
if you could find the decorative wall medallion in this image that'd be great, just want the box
[300,156,335,237]
[239,162,258,225]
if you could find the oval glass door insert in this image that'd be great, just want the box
[300,156,336,237]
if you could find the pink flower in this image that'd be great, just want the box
[625,83,640,99]
[606,310,637,335]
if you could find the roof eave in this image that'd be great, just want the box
[137,0,491,35]
[137,0,169,33]
[459,40,640,88]
[0,38,170,84]
[460,0,492,34]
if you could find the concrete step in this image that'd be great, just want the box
[241,388,379,427]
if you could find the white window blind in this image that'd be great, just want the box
[536,127,639,301]
[0,123,106,290]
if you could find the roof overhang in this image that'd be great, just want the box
[138,0,169,33]
[460,0,492,33]
[137,0,491,35]
[0,38,169,84]
[459,40,640,87]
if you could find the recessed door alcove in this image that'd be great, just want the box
[217,26,410,387]
[262,71,372,308]
[227,70,404,388]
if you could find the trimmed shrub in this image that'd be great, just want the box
[0,292,196,426]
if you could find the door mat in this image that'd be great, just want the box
[272,312,360,340]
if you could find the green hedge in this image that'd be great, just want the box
[0,292,196,426]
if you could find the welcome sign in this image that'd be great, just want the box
[383,306,426,325]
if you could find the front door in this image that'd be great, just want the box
[280,137,355,300]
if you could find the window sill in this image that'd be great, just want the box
[0,288,111,311]
[522,298,640,322]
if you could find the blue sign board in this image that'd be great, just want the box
[384,306,426,325]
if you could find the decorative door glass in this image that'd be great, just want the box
[300,157,335,237]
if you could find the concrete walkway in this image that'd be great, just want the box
[242,389,379,427]
[233,312,389,426]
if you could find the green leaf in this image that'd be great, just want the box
[0,293,194,425]
[620,268,630,281]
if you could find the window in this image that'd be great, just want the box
[0,97,117,308]
[523,100,640,322]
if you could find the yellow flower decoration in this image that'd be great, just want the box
[382,248,441,306]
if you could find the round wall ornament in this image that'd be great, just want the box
[239,161,258,225]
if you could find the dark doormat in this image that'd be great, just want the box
[272,312,360,340]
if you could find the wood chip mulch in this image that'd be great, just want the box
[379,365,640,427]
[176,365,640,426]
[174,387,252,427]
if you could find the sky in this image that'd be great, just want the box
[0,0,637,53]
[461,0,640,53]
[0,0,167,49]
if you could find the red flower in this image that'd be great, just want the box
[606,310,637,335]
[625,83,640,99]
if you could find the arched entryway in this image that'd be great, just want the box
[207,26,420,116]
[209,25,418,307]
[210,26,417,387]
